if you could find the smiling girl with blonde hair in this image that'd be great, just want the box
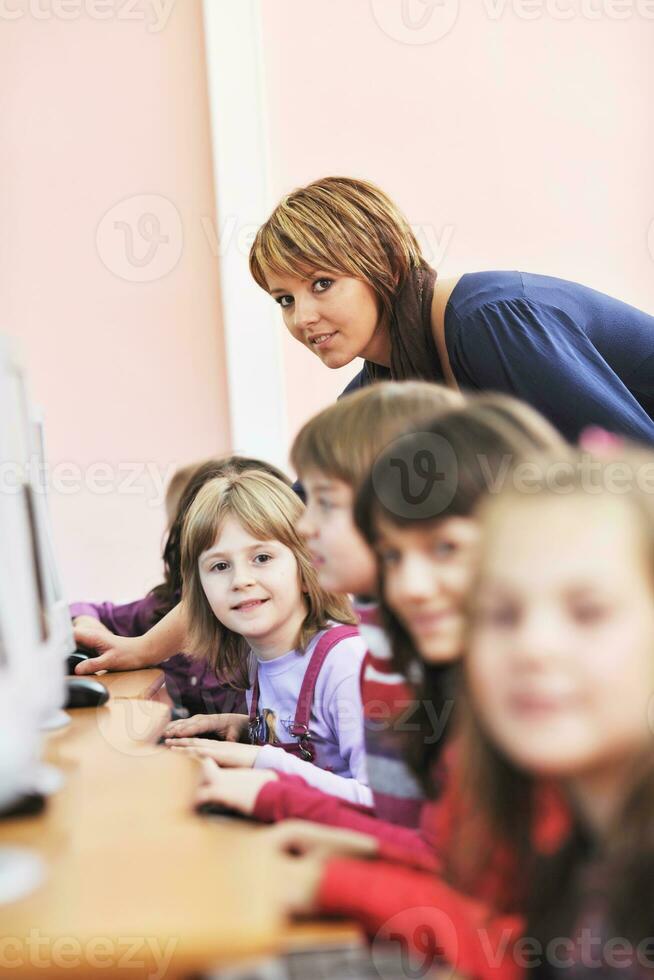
[165,469,372,806]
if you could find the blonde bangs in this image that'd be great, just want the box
[249,177,424,311]
[250,198,372,290]
[183,473,303,565]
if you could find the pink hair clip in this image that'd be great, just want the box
[578,426,624,454]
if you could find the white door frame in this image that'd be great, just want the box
[202,0,287,470]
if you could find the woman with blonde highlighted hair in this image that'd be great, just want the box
[250,176,654,446]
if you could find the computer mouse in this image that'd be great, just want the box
[64,677,110,709]
[66,652,89,674]
[194,801,255,821]
[67,644,102,674]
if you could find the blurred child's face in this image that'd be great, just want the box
[377,515,479,664]
[265,269,390,369]
[199,515,307,655]
[469,494,654,781]
[296,471,378,596]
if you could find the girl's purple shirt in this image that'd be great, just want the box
[69,595,245,715]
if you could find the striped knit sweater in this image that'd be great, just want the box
[354,599,425,828]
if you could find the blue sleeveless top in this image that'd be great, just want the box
[344,271,654,445]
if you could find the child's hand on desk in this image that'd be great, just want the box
[73,622,150,674]
[72,614,106,632]
[278,854,326,916]
[260,820,379,861]
[168,738,260,768]
[195,758,278,815]
[163,712,249,742]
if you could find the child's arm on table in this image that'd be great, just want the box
[169,736,372,806]
[254,775,442,871]
[187,754,441,871]
[74,602,188,674]
[280,854,524,980]
[163,712,250,742]
[70,596,160,636]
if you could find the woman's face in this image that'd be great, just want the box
[469,494,654,780]
[264,268,390,368]
[376,515,480,664]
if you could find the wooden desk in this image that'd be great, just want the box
[99,668,167,701]
[0,671,284,978]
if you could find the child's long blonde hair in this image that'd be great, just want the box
[181,470,355,688]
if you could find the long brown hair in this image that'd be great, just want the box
[181,470,355,689]
[354,394,568,796]
[455,447,654,940]
[148,456,292,623]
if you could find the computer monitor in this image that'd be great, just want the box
[0,337,67,731]
[30,410,77,667]
[0,338,47,805]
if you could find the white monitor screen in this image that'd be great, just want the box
[31,417,65,607]
[23,484,50,645]
[0,351,53,655]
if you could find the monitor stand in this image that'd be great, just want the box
[29,763,65,796]
[0,846,45,904]
[41,708,71,732]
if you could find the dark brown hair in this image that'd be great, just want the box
[354,393,568,797]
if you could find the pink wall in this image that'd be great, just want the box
[1,0,230,601]
[259,0,654,443]
[4,1,653,601]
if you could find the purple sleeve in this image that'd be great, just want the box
[69,595,162,637]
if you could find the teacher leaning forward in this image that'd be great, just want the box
[249,177,654,445]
